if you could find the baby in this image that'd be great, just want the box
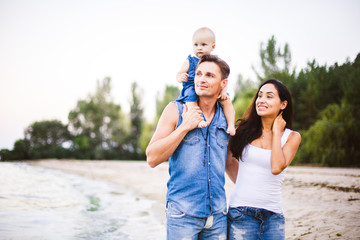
[176,27,235,135]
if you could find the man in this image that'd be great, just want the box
[146,55,231,239]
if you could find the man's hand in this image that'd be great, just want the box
[181,104,204,131]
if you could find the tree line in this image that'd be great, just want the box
[0,78,146,160]
[1,36,359,167]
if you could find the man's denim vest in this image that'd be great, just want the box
[166,101,230,217]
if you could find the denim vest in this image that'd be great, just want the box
[166,101,230,217]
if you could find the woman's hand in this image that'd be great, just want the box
[273,111,286,134]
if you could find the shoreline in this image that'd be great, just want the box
[28,159,360,239]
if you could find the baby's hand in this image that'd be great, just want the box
[218,91,228,101]
[177,73,189,83]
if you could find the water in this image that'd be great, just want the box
[0,162,165,240]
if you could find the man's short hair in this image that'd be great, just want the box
[197,55,230,80]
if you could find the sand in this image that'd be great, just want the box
[29,159,360,240]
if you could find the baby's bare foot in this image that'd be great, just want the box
[198,120,209,128]
[227,126,236,136]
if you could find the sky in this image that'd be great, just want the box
[0,0,359,150]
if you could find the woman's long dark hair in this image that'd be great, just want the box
[228,79,294,160]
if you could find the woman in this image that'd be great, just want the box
[226,79,301,239]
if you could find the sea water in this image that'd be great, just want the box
[0,162,165,240]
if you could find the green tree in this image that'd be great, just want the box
[0,149,13,161]
[11,139,31,160]
[24,120,71,159]
[139,122,155,154]
[338,53,360,114]
[25,120,70,147]
[232,74,257,119]
[253,35,296,85]
[139,85,180,155]
[292,54,359,130]
[293,53,360,167]
[294,101,360,167]
[128,82,144,159]
[68,77,127,159]
[155,85,180,121]
[292,62,325,129]
[72,134,92,159]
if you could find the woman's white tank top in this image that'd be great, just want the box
[228,128,292,214]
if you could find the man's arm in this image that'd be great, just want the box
[146,102,203,168]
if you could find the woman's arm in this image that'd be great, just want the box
[271,113,301,174]
[225,150,239,183]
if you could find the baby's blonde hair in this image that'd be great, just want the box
[193,27,216,43]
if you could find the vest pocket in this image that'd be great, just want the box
[182,131,201,145]
[216,127,229,149]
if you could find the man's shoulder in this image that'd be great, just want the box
[154,102,180,132]
[162,102,180,121]
[165,101,178,111]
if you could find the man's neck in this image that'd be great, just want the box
[198,97,217,122]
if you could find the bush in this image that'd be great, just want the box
[294,101,360,167]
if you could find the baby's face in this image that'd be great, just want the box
[192,34,215,58]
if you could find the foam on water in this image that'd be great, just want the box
[0,162,165,240]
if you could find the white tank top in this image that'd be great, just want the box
[229,128,292,214]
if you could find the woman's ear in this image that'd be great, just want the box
[281,100,288,110]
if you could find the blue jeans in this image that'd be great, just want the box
[227,207,285,240]
[166,202,227,240]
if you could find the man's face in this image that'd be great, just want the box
[194,61,227,98]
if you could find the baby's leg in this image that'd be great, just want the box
[220,98,236,136]
[185,101,208,128]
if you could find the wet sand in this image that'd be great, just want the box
[29,160,360,239]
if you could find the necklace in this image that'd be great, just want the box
[261,130,271,139]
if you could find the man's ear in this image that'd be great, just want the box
[221,78,228,91]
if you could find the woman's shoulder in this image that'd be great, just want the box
[287,128,301,137]
[287,129,301,144]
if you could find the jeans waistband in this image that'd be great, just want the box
[235,206,278,220]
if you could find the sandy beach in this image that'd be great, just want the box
[29,159,360,239]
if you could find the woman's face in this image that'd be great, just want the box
[255,83,286,117]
